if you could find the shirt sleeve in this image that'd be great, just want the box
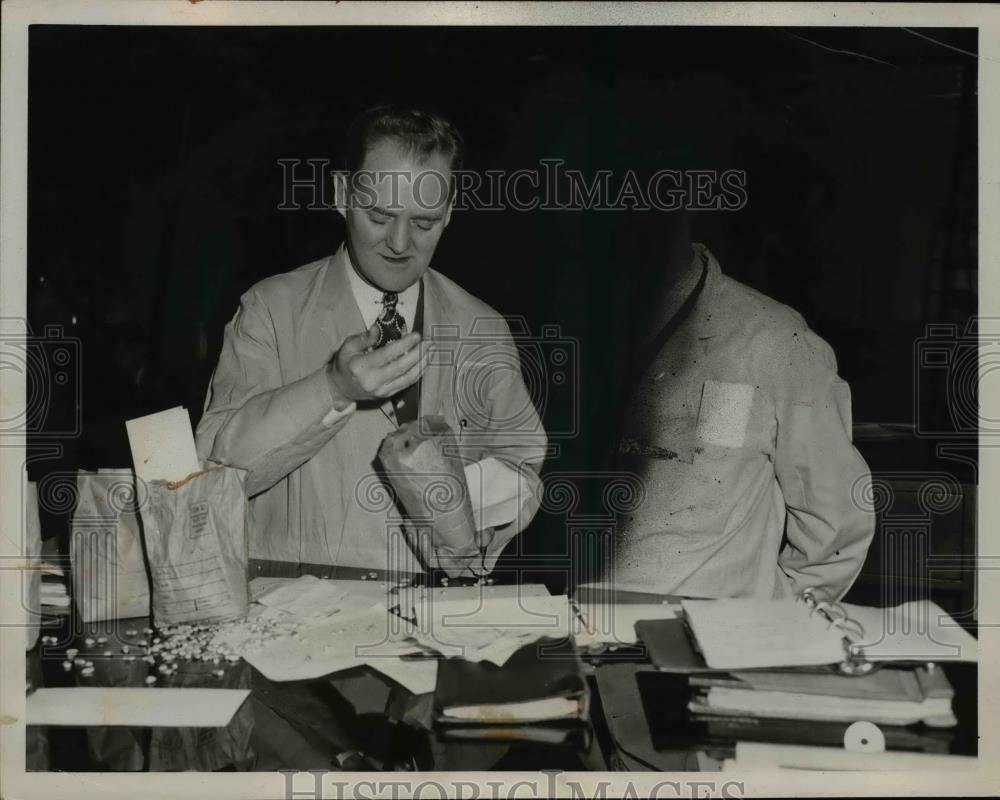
[434,321,548,578]
[194,289,355,497]
[772,327,875,601]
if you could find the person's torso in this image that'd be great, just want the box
[247,253,512,570]
[612,247,802,598]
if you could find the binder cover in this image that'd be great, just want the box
[434,637,589,741]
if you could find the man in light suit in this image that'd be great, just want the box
[196,106,548,582]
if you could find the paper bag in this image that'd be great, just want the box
[70,470,151,623]
[24,479,41,651]
[138,465,249,626]
[378,416,478,575]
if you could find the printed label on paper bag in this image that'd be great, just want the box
[189,502,212,539]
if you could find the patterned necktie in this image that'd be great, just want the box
[373,291,406,349]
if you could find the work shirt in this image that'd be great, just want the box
[195,245,548,574]
[612,244,875,600]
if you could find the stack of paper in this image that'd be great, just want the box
[235,580,563,693]
[722,742,976,771]
[409,594,575,666]
[40,578,70,609]
[241,602,437,694]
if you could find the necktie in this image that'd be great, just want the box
[373,291,407,349]
[372,287,423,425]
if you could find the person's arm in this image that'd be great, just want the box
[440,323,548,576]
[772,327,875,601]
[196,289,425,498]
[195,290,356,497]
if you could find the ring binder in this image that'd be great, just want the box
[798,588,875,676]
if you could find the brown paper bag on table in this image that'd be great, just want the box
[138,464,249,626]
[378,416,480,577]
[24,479,42,651]
[70,470,151,623]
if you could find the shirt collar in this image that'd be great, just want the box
[344,252,420,332]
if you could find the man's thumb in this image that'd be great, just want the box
[362,322,381,349]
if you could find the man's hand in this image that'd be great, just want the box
[327,326,425,402]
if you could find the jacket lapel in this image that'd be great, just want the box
[419,270,455,423]
[318,245,368,349]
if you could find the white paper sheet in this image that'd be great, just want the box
[126,406,200,483]
[254,575,390,621]
[409,594,573,666]
[244,603,425,682]
[574,601,681,646]
[464,457,524,530]
[844,601,978,662]
[727,742,977,771]
[363,657,439,695]
[26,688,250,728]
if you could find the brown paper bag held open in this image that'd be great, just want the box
[378,416,481,577]
[138,465,249,626]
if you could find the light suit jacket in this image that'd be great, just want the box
[614,244,875,600]
[195,245,548,572]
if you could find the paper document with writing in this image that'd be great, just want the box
[26,688,250,728]
[126,406,200,482]
[682,598,977,670]
[253,575,389,621]
[410,594,573,666]
[237,582,556,692]
[243,603,428,683]
[574,601,681,646]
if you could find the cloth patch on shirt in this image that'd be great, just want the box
[696,380,754,449]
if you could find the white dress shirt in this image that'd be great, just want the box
[345,256,420,333]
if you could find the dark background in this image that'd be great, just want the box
[27,26,978,563]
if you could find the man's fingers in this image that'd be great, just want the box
[377,348,428,397]
[366,331,421,367]
[370,338,423,388]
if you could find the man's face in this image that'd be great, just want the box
[339,137,453,293]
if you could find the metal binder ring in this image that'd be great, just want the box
[838,656,876,676]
